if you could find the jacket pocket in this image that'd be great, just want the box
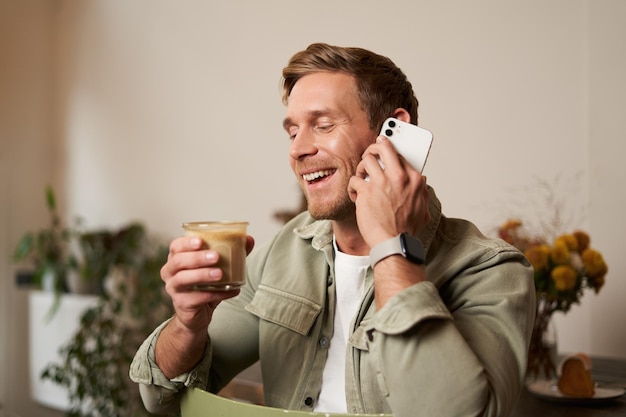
[245,284,321,336]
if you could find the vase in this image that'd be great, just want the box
[527,312,558,382]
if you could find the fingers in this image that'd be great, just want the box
[161,238,233,329]
[164,236,216,270]
[350,137,431,245]
[162,234,255,293]
[159,234,254,333]
[359,135,409,181]
[161,236,221,292]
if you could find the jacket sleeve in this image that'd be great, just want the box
[365,247,535,417]
[129,318,214,414]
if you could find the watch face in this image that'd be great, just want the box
[400,233,425,264]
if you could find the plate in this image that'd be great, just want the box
[527,379,625,404]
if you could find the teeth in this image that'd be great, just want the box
[303,170,332,182]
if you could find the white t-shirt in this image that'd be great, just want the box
[314,238,368,413]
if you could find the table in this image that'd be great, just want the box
[510,356,626,417]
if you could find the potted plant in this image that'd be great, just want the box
[71,222,146,295]
[41,224,173,417]
[13,186,78,314]
[17,186,175,415]
[13,186,146,297]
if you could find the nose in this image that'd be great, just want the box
[289,129,318,161]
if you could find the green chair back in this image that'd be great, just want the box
[180,388,392,417]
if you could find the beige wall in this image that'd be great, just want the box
[586,0,626,358]
[2,1,625,416]
[0,1,64,416]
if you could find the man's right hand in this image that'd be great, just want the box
[155,235,255,378]
[161,236,241,331]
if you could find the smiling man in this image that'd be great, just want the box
[283,71,375,222]
[130,43,536,417]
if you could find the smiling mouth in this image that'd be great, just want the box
[302,169,335,183]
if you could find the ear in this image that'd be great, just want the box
[391,108,411,124]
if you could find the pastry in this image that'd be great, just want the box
[557,353,595,397]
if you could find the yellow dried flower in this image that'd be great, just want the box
[550,240,571,265]
[499,219,523,245]
[589,275,606,293]
[501,219,522,231]
[525,244,551,271]
[497,218,607,315]
[556,234,578,251]
[573,230,590,253]
[551,265,578,291]
[582,248,608,278]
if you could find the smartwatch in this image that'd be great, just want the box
[369,233,425,268]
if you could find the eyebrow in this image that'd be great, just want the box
[282,117,295,131]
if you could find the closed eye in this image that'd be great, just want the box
[315,123,334,133]
[286,127,298,141]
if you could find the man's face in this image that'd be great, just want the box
[283,72,377,221]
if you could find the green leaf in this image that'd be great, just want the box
[13,233,35,260]
[45,185,56,212]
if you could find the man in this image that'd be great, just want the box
[130,43,535,417]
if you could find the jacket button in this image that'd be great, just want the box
[319,336,329,348]
[304,396,314,406]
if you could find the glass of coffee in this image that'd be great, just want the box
[182,221,249,291]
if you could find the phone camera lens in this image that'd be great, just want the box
[385,129,393,136]
[388,120,396,128]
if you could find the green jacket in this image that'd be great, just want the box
[130,188,535,417]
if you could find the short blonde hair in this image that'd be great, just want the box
[281,43,419,129]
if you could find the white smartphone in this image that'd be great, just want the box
[379,117,433,173]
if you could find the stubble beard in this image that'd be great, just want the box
[304,188,355,221]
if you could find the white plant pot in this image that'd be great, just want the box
[28,291,98,410]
